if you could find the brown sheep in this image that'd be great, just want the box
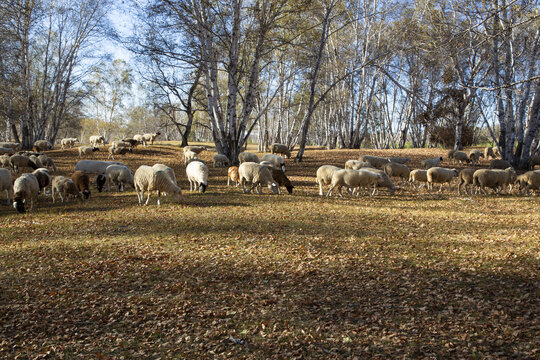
[270,168,294,194]
[71,171,91,199]
[228,166,240,186]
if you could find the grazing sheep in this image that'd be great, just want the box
[184,150,199,164]
[96,174,107,192]
[327,169,383,197]
[32,168,52,194]
[74,160,125,176]
[142,132,161,146]
[51,176,82,203]
[1,154,12,168]
[71,171,91,199]
[13,173,40,213]
[514,171,540,196]
[183,145,207,155]
[452,151,470,165]
[78,146,99,158]
[489,159,512,170]
[108,145,132,159]
[134,165,183,205]
[238,162,278,195]
[422,156,444,169]
[228,166,240,186]
[186,160,209,193]
[457,168,476,195]
[213,154,230,168]
[383,162,410,183]
[133,134,144,145]
[0,168,13,205]
[61,137,78,149]
[468,150,484,166]
[529,155,540,170]
[33,140,53,152]
[105,165,134,192]
[270,143,292,158]
[89,135,105,148]
[37,154,57,172]
[0,147,14,155]
[388,156,410,164]
[152,164,176,184]
[484,147,498,160]
[426,167,458,191]
[261,154,285,172]
[239,152,260,164]
[361,168,396,195]
[0,142,21,151]
[359,155,389,169]
[122,138,141,148]
[409,169,428,189]
[270,168,294,194]
[28,155,43,169]
[473,167,516,195]
[316,165,342,196]
[345,160,373,170]
[10,155,39,173]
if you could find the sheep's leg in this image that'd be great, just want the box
[227,177,230,186]
[145,191,151,205]
[337,186,343,198]
[326,185,335,197]
[241,179,247,194]
[318,181,324,196]
[157,191,161,206]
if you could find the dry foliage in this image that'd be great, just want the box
[0,143,539,359]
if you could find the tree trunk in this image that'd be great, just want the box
[519,79,540,169]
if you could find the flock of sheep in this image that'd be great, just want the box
[0,136,539,214]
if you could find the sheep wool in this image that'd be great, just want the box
[238,162,278,195]
[426,167,458,191]
[134,165,183,205]
[316,165,342,196]
[105,165,134,192]
[13,173,40,213]
[186,160,209,193]
[239,152,260,164]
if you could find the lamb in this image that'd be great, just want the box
[261,154,285,172]
[186,160,209,193]
[238,162,278,195]
[213,154,230,168]
[51,176,82,203]
[0,168,13,205]
[13,173,40,213]
[452,151,470,165]
[345,160,373,170]
[359,155,390,169]
[32,168,52,194]
[89,135,105,148]
[457,168,476,195]
[270,143,292,158]
[142,132,161,146]
[134,165,183,205]
[33,140,53,152]
[388,156,410,164]
[184,150,199,164]
[426,167,458,191]
[0,155,11,168]
[484,146,499,160]
[0,142,21,151]
[489,159,512,169]
[105,165,134,192]
[383,162,410,183]
[61,137,78,149]
[108,145,132,159]
[74,160,125,176]
[327,169,383,197]
[37,154,57,172]
[529,155,540,170]
[472,167,516,195]
[361,168,396,195]
[514,171,540,196]
[316,165,342,196]
[78,146,99,158]
[71,171,91,199]
[408,169,428,189]
[9,155,39,173]
[468,150,484,166]
[227,166,240,186]
[239,152,260,164]
[270,168,294,194]
[422,156,444,169]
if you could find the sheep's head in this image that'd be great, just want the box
[199,183,207,193]
[82,189,90,199]
[438,156,443,161]
[13,196,25,213]
[268,182,279,194]
[96,174,106,192]
[174,189,184,203]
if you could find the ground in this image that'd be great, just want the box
[0,144,539,359]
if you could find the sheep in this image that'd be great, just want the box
[33,140,53,152]
[452,151,470,165]
[270,168,294,194]
[186,160,209,193]
[345,160,373,170]
[134,165,183,205]
[0,142,21,151]
[110,140,131,149]
[0,147,14,155]
[0,168,13,205]
[96,174,107,192]
[13,173,40,213]
[183,145,207,155]
[122,138,141,148]
[74,160,125,176]
[105,165,134,192]
[316,165,342,196]
[32,168,52,194]
[261,154,285,172]
[408,169,428,189]
[133,134,144,145]
[489,159,512,170]
[239,152,260,164]
[457,168,476,195]
[51,176,82,203]
[89,135,105,148]
[383,162,410,183]
[108,145,132,159]
[152,164,176,183]
[28,155,43,169]
[213,154,230,168]
[447,149,456,162]
[388,156,410,164]
[359,155,390,169]
[71,171,91,199]
[327,169,383,197]
[514,171,540,196]
[238,162,278,195]
[78,146,99,158]
[228,166,240,186]
[61,137,78,149]
[468,150,484,166]
[0,154,12,168]
[142,132,161,146]
[529,155,540,170]
[9,155,39,173]
[472,167,516,195]
[426,167,458,191]
[270,143,292,158]
[361,168,396,195]
[184,150,199,164]
[37,154,57,172]
[422,156,444,169]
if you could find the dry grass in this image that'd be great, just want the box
[0,144,539,359]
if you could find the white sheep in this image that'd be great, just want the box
[344,160,373,170]
[13,173,40,213]
[78,146,99,158]
[362,168,396,195]
[183,145,207,155]
[261,154,285,172]
[61,137,78,149]
[408,169,428,189]
[238,162,278,195]
[74,160,125,176]
[152,164,177,183]
[239,152,260,164]
[457,168,475,195]
[89,135,105,148]
[270,143,292,158]
[184,150,199,164]
[186,160,209,193]
[383,162,410,183]
[134,165,183,205]
[213,154,230,168]
[37,154,57,172]
[422,156,443,169]
[108,145,132,159]
[326,169,383,197]
[426,167,458,191]
[0,168,13,205]
[316,165,341,196]
[105,164,134,191]
[51,176,82,203]
[133,134,144,145]
[359,155,390,169]
[472,168,516,195]
[142,132,161,146]
[484,146,499,160]
[514,171,540,196]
